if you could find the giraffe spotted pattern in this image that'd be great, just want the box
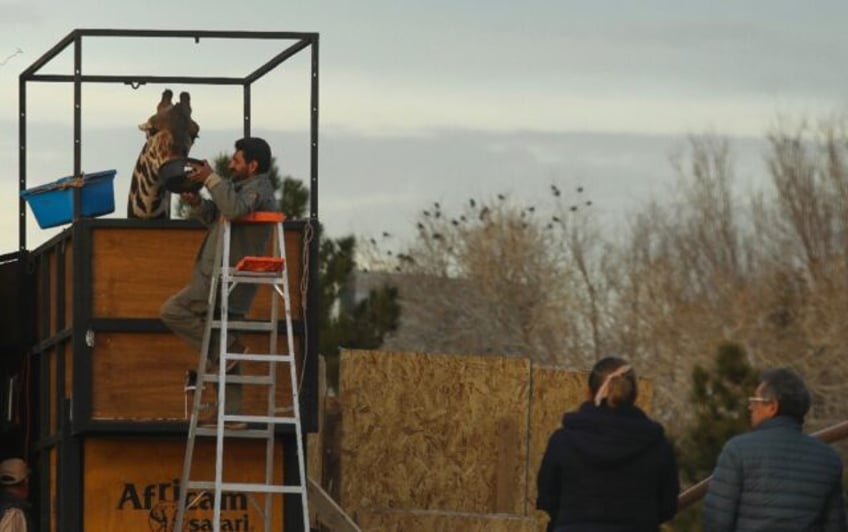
[127,89,199,219]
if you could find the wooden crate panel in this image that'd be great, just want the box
[357,508,538,532]
[64,246,72,331]
[527,367,586,532]
[82,436,284,531]
[91,227,202,319]
[42,343,74,441]
[47,347,59,436]
[36,244,74,336]
[91,332,298,420]
[49,448,57,532]
[339,349,530,516]
[90,226,304,319]
[247,230,306,321]
[35,249,58,339]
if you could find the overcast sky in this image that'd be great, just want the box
[1,1,847,253]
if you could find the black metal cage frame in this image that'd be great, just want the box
[18,28,320,249]
[17,29,320,532]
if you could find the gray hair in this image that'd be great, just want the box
[759,367,811,423]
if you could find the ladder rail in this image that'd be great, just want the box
[263,223,282,532]
[174,224,225,532]
[213,216,233,530]
[279,220,311,532]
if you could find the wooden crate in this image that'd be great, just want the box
[26,218,316,532]
[40,435,286,531]
[29,218,315,435]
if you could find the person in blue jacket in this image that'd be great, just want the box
[704,367,846,531]
[536,356,679,532]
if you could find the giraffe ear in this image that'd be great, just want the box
[179,92,192,113]
[157,89,174,113]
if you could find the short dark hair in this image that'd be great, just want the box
[235,137,271,173]
[759,367,810,423]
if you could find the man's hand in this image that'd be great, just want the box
[181,192,201,206]
[187,159,213,183]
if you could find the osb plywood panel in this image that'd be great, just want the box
[91,332,296,420]
[527,367,586,531]
[357,508,537,532]
[83,436,283,531]
[339,349,531,516]
[307,356,327,484]
[90,226,304,319]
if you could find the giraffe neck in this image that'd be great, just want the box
[128,131,173,219]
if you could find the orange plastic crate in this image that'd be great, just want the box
[235,256,285,272]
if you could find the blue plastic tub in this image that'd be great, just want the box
[21,169,117,229]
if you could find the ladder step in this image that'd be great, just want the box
[222,352,295,363]
[210,320,276,331]
[186,480,305,495]
[224,414,298,425]
[224,274,287,284]
[195,427,271,439]
[203,374,273,385]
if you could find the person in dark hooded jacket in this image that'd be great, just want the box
[536,356,679,532]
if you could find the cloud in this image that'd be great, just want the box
[4,119,771,254]
[0,3,42,27]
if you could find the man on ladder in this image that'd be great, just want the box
[161,136,278,425]
[161,137,310,531]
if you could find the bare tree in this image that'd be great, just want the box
[365,120,848,438]
[367,193,601,368]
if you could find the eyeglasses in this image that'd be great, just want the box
[747,396,774,405]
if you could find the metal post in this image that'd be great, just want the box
[18,78,27,250]
[73,35,82,221]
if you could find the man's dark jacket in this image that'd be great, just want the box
[703,416,846,531]
[536,401,679,532]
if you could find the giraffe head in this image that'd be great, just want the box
[128,89,200,219]
[138,90,199,156]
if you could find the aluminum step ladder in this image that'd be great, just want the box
[175,211,309,532]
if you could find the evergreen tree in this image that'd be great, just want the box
[317,236,400,387]
[671,342,758,529]
[681,342,758,482]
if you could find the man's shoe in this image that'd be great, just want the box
[207,343,248,375]
[184,370,197,392]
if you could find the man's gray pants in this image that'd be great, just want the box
[161,282,243,415]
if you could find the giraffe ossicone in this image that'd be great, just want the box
[127,89,199,219]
